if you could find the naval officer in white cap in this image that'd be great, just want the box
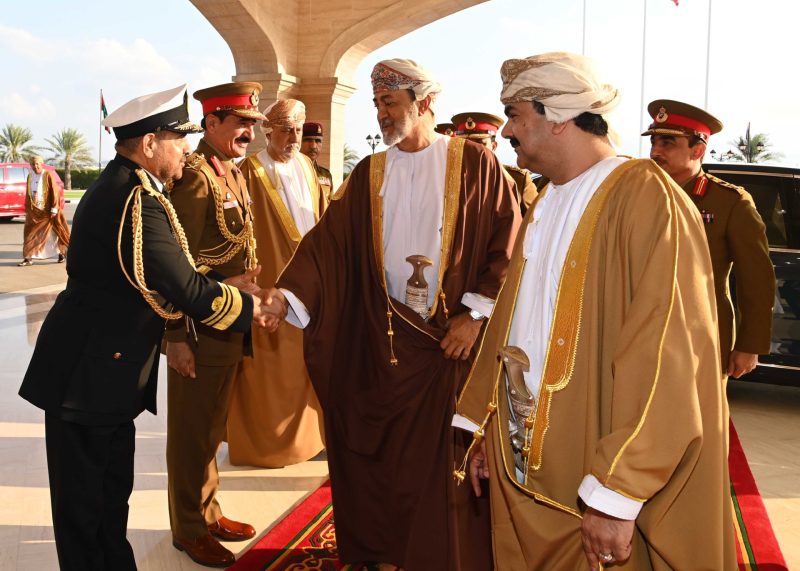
[19,85,278,571]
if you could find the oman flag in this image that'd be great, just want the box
[101,91,110,133]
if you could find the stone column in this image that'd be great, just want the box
[295,78,357,188]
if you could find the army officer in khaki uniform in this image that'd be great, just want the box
[451,111,538,213]
[300,121,333,200]
[644,99,776,377]
[165,82,267,568]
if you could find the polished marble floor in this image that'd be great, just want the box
[0,284,797,570]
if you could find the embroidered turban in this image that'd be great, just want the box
[262,99,306,134]
[371,59,442,102]
[500,52,620,124]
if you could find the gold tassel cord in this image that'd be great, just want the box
[116,170,198,320]
[194,163,258,271]
[452,401,497,484]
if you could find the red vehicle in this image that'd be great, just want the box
[0,162,65,221]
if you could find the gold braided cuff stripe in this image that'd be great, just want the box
[201,283,243,330]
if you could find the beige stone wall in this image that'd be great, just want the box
[191,0,487,186]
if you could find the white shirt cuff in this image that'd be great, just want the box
[280,288,310,329]
[578,474,643,520]
[461,292,495,318]
[451,414,480,432]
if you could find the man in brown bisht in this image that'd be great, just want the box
[644,99,775,378]
[455,52,736,570]
[267,58,522,569]
[18,155,70,266]
[228,99,326,468]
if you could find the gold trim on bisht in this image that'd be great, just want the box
[367,137,467,366]
[248,154,303,243]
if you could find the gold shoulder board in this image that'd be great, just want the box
[185,152,205,171]
[707,173,745,194]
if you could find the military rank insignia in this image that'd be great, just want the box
[701,209,715,224]
[693,176,708,197]
[655,106,668,123]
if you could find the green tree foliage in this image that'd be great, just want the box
[0,124,41,163]
[728,132,783,163]
[45,128,93,190]
[343,143,360,175]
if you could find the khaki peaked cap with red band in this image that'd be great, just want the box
[193,82,267,121]
[451,112,505,139]
[642,99,723,143]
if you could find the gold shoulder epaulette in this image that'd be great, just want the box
[185,152,205,171]
[706,173,745,194]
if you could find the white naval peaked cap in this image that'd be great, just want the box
[102,84,202,140]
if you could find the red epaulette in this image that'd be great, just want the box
[209,155,226,177]
[693,176,708,198]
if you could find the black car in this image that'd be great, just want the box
[705,162,800,386]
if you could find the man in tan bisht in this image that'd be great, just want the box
[455,52,736,570]
[265,59,522,570]
[18,156,70,266]
[227,99,327,467]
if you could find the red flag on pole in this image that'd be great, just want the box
[672,0,679,5]
[101,91,111,134]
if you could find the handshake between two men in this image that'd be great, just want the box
[223,266,288,332]
[166,266,289,379]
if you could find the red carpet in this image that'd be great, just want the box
[231,423,787,571]
[729,421,788,570]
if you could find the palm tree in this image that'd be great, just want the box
[728,132,782,163]
[45,128,93,190]
[0,124,41,163]
[343,143,360,175]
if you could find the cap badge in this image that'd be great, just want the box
[655,106,668,123]
[444,128,453,136]
[465,117,476,130]
[250,91,259,106]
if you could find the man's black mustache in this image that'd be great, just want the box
[508,137,520,148]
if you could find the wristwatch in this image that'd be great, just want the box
[468,309,486,321]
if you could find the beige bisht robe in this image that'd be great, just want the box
[456,159,736,570]
[227,152,327,467]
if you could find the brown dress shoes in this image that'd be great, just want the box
[208,516,256,542]
[172,533,235,568]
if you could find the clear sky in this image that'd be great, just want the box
[2,0,797,168]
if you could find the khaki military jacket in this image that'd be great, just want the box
[165,139,256,365]
[503,164,538,215]
[313,161,333,202]
[682,169,775,365]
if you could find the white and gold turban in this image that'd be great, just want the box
[371,59,442,102]
[500,52,620,124]
[262,99,306,134]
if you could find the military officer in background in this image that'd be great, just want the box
[451,111,538,213]
[19,85,268,571]
[165,82,267,568]
[434,122,455,136]
[299,121,333,200]
[644,99,776,377]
